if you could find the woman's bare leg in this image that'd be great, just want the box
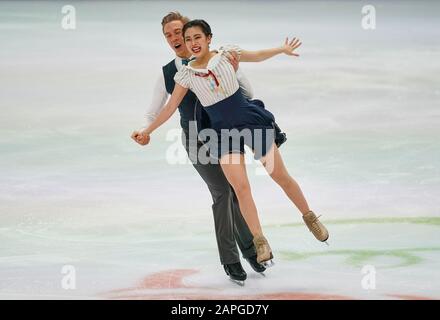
[260,144,310,215]
[260,144,329,242]
[220,152,274,263]
[219,153,263,236]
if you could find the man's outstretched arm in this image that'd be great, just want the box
[142,74,169,129]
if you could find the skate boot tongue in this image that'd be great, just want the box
[303,211,329,242]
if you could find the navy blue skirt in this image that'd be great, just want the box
[195,89,277,160]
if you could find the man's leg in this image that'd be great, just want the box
[193,162,241,264]
[182,133,250,265]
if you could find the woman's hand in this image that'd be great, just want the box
[281,37,302,56]
[131,128,150,146]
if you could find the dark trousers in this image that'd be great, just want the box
[182,131,256,265]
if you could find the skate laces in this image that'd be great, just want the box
[254,236,269,254]
[255,236,266,248]
[311,216,322,234]
[305,213,324,234]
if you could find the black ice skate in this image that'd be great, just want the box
[223,262,247,286]
[245,254,266,275]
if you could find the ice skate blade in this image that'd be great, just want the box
[261,260,275,268]
[324,240,330,246]
[229,278,245,286]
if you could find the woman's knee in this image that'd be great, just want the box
[230,181,252,198]
[270,169,291,187]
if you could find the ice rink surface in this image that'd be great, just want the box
[0,1,439,299]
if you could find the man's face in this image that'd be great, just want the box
[163,20,190,58]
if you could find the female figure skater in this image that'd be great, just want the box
[136,19,329,265]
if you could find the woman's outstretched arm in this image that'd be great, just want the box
[131,84,188,144]
[144,83,188,135]
[240,37,302,62]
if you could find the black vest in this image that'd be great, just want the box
[162,60,198,133]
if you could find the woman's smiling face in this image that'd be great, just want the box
[184,26,211,58]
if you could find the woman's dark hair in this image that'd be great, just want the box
[182,19,213,39]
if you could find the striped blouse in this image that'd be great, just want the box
[174,45,243,107]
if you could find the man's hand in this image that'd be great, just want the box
[131,128,150,146]
[281,37,302,56]
[225,51,240,72]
